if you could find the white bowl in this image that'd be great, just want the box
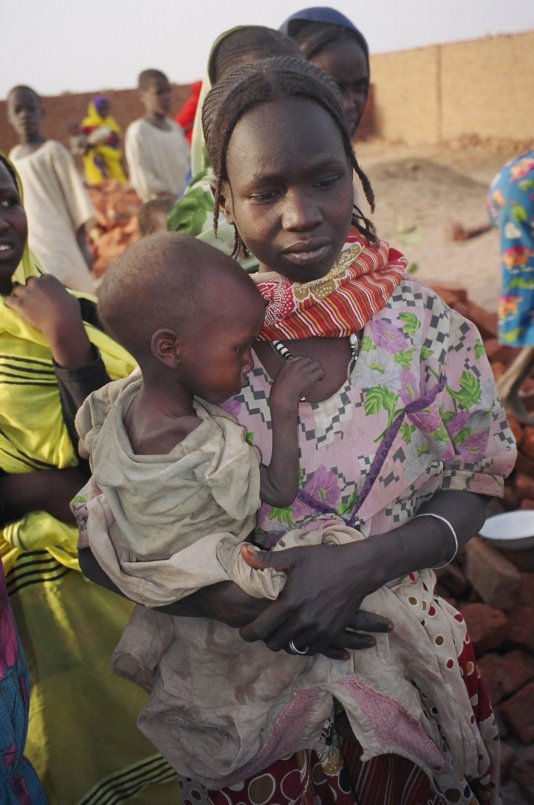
[479,510,534,551]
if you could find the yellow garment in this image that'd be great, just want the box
[0,153,179,803]
[0,235,135,571]
[81,101,127,185]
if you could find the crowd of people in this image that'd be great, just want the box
[0,6,526,805]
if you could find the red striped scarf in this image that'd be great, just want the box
[253,237,406,341]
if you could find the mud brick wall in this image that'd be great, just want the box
[369,31,534,145]
[1,31,532,150]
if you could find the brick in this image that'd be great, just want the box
[507,606,534,653]
[514,473,534,501]
[453,301,498,339]
[501,778,532,805]
[499,739,515,780]
[428,284,468,307]
[500,549,534,573]
[506,414,524,447]
[500,682,534,743]
[518,573,534,609]
[511,745,534,796]
[459,602,509,654]
[464,537,521,611]
[434,562,470,599]
[478,651,534,705]
[519,498,534,510]
[513,451,534,477]
[519,427,534,459]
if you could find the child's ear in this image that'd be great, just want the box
[151,328,180,368]
[218,180,235,225]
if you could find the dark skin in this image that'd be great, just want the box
[169,97,488,656]
[117,267,324,507]
[81,95,489,661]
[0,159,97,524]
[7,87,100,266]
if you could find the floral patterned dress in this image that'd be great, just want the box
[0,559,47,804]
[487,149,534,346]
[183,276,516,805]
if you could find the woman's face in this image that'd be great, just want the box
[310,39,369,137]
[0,162,27,296]
[220,96,354,283]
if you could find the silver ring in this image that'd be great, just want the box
[288,639,309,655]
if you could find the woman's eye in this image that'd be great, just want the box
[249,189,278,203]
[314,175,341,189]
[0,197,18,208]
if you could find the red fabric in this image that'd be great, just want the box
[175,81,202,144]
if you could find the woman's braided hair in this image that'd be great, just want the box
[202,56,376,257]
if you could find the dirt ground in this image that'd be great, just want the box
[354,140,523,312]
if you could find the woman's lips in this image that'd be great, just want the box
[283,240,331,266]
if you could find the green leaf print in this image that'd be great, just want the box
[398,312,421,338]
[509,278,534,291]
[361,335,374,352]
[511,202,528,224]
[519,179,534,192]
[432,424,449,443]
[364,386,399,417]
[338,490,358,516]
[394,347,416,368]
[453,426,473,445]
[442,410,455,424]
[420,347,434,361]
[268,507,294,527]
[417,445,430,456]
[369,363,386,374]
[400,423,416,444]
[245,432,254,445]
[474,340,486,360]
[449,371,481,411]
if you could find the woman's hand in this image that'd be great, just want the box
[4,276,95,368]
[238,541,387,656]
[0,467,89,525]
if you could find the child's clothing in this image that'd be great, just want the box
[75,240,516,802]
[125,118,190,202]
[9,141,96,294]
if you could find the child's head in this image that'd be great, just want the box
[137,69,172,118]
[202,56,375,273]
[137,195,176,237]
[7,85,44,145]
[208,26,302,84]
[280,8,370,137]
[97,233,265,402]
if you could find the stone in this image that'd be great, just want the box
[434,562,470,598]
[464,537,521,611]
[459,602,509,654]
[499,739,515,780]
[499,682,534,743]
[507,606,534,653]
[511,744,534,797]
[519,573,534,608]
[514,473,534,501]
[477,651,534,705]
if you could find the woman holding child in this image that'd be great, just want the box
[81,58,516,804]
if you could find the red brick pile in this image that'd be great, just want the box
[431,284,534,804]
[86,180,142,278]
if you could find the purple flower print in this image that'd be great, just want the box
[0,572,17,677]
[368,319,409,353]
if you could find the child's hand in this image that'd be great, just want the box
[270,356,325,409]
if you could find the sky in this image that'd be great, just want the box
[2,0,533,99]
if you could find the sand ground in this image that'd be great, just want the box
[355,140,523,312]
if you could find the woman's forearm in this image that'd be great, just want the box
[363,490,487,590]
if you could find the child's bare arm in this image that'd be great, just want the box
[260,357,324,507]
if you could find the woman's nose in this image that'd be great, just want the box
[283,190,322,231]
